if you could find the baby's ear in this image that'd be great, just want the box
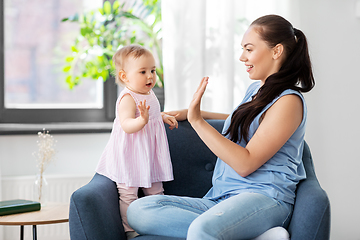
[119,70,127,82]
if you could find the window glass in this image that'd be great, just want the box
[4,0,103,109]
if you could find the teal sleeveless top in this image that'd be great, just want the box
[204,81,307,204]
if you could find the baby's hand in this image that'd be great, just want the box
[162,113,178,130]
[138,100,150,124]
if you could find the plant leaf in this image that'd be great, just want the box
[80,28,87,36]
[71,45,78,53]
[66,75,74,89]
[120,11,140,20]
[63,66,71,72]
[80,27,93,37]
[104,1,111,15]
[65,56,74,62]
[113,1,120,12]
[64,13,79,22]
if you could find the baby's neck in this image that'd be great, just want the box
[126,86,151,95]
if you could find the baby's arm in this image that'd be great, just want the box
[118,94,150,134]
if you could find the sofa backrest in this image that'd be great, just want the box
[163,120,317,197]
[163,120,225,198]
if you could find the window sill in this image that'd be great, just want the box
[0,122,113,135]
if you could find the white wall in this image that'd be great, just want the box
[1,0,360,239]
[292,0,360,239]
[0,133,109,177]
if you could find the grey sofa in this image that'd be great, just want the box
[69,119,331,240]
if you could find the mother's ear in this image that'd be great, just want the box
[272,44,284,60]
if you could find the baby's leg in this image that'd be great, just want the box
[117,183,139,232]
[142,182,164,196]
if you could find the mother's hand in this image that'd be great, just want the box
[187,77,209,125]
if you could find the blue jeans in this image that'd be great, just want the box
[127,192,293,240]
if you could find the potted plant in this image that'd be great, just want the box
[61,0,164,106]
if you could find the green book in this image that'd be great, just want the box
[0,199,41,216]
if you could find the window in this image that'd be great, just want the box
[0,0,117,124]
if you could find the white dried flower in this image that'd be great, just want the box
[33,129,57,174]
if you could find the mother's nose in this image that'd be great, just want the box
[239,51,246,62]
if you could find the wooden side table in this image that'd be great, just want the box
[0,202,69,240]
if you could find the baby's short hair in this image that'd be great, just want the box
[112,45,153,86]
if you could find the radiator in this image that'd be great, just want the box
[0,174,92,240]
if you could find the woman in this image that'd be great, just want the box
[127,14,315,240]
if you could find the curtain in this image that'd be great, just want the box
[162,0,293,114]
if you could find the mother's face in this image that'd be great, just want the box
[239,26,284,83]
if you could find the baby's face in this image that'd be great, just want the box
[123,54,156,95]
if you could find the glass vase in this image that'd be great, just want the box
[33,174,48,206]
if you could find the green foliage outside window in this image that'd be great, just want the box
[61,0,163,89]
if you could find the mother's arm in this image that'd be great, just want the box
[164,108,228,121]
[165,109,229,121]
[188,77,303,178]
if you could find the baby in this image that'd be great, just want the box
[96,45,177,239]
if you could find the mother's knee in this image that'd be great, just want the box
[127,195,166,231]
[187,215,215,239]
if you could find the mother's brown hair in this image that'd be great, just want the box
[224,15,315,143]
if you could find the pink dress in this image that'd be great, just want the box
[96,88,174,188]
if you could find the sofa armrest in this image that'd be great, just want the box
[288,178,330,240]
[288,142,331,240]
[69,173,126,240]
